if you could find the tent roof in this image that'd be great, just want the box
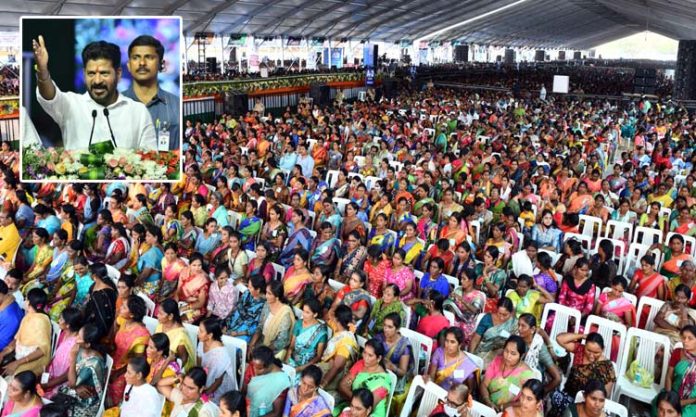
[4,0,695,49]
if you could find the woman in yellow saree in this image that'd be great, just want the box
[283,249,314,305]
[250,281,296,360]
[107,295,151,408]
[0,288,51,376]
[396,222,424,266]
[23,228,53,289]
[155,299,196,372]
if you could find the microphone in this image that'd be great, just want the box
[88,110,97,147]
[103,108,117,148]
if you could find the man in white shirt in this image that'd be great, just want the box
[32,36,156,150]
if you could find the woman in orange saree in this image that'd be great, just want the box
[629,254,668,302]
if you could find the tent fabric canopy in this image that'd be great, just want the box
[3,0,695,49]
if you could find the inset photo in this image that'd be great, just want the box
[20,16,182,182]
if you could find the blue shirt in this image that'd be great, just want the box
[279,152,298,172]
[0,301,23,351]
[420,273,450,298]
[297,154,315,177]
[38,215,62,235]
[123,85,180,150]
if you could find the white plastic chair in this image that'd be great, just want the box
[592,237,626,276]
[579,215,603,240]
[625,242,651,276]
[227,210,243,229]
[97,354,114,417]
[633,226,663,247]
[0,376,6,408]
[326,170,340,188]
[364,176,382,191]
[143,316,159,335]
[538,249,562,266]
[106,264,121,284]
[271,263,286,281]
[50,320,62,356]
[354,156,366,167]
[443,310,456,326]
[613,327,671,404]
[222,335,247,388]
[470,220,481,245]
[471,400,497,417]
[401,301,412,329]
[584,314,628,367]
[465,351,484,370]
[563,233,592,254]
[318,388,335,410]
[605,220,634,243]
[333,197,351,215]
[443,273,458,289]
[328,279,345,293]
[399,375,446,417]
[400,327,434,374]
[183,323,200,351]
[384,370,398,417]
[636,296,665,331]
[137,291,156,317]
[665,232,696,257]
[282,363,297,381]
[541,303,581,342]
[307,139,318,151]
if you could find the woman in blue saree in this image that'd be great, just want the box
[279,211,314,268]
[240,200,263,251]
[283,365,332,417]
[225,275,267,342]
[247,346,293,417]
[0,280,23,351]
[194,218,221,257]
[209,191,230,228]
[286,299,328,370]
[137,225,164,297]
[310,223,342,270]
[368,214,396,255]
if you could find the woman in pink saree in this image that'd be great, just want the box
[41,307,81,398]
[592,276,635,361]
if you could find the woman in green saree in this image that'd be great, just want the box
[336,338,393,417]
[48,240,82,322]
[367,284,405,337]
[653,325,696,417]
[469,297,518,367]
[286,298,329,371]
[480,335,535,412]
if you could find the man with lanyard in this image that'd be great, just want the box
[123,35,180,151]
[32,36,155,150]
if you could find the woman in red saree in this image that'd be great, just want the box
[629,253,668,301]
[176,253,210,323]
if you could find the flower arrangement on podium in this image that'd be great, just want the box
[22,144,180,181]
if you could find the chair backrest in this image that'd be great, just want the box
[470,400,497,417]
[636,296,665,331]
[401,301,412,329]
[665,232,696,257]
[333,198,351,215]
[326,170,340,188]
[245,249,257,261]
[50,320,62,356]
[137,292,156,317]
[470,220,481,245]
[384,370,398,417]
[584,314,628,366]
[106,264,121,284]
[633,226,663,247]
[399,375,447,417]
[443,273,458,289]
[538,249,562,266]
[540,303,582,341]
[563,232,592,254]
[443,311,456,326]
[464,351,484,370]
[625,242,651,277]
[98,354,114,417]
[600,287,637,306]
[282,363,297,382]
[574,391,628,417]
[399,327,434,375]
[593,237,626,275]
[365,176,382,191]
[618,327,671,388]
[0,376,6,408]
[579,215,603,239]
[328,279,345,293]
[143,316,159,335]
[228,210,243,229]
[183,323,200,352]
[318,388,335,410]
[605,220,634,243]
[271,263,286,281]
[221,334,247,388]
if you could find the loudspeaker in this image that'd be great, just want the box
[206,57,217,73]
[504,49,515,64]
[454,45,469,62]
[310,84,330,106]
[382,78,398,99]
[558,51,566,60]
[636,68,657,78]
[573,51,582,60]
[535,50,545,61]
[373,45,379,66]
[225,91,248,116]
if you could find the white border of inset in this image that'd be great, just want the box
[19,15,184,183]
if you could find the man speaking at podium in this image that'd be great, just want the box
[32,35,156,151]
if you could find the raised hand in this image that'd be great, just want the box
[32,35,49,71]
